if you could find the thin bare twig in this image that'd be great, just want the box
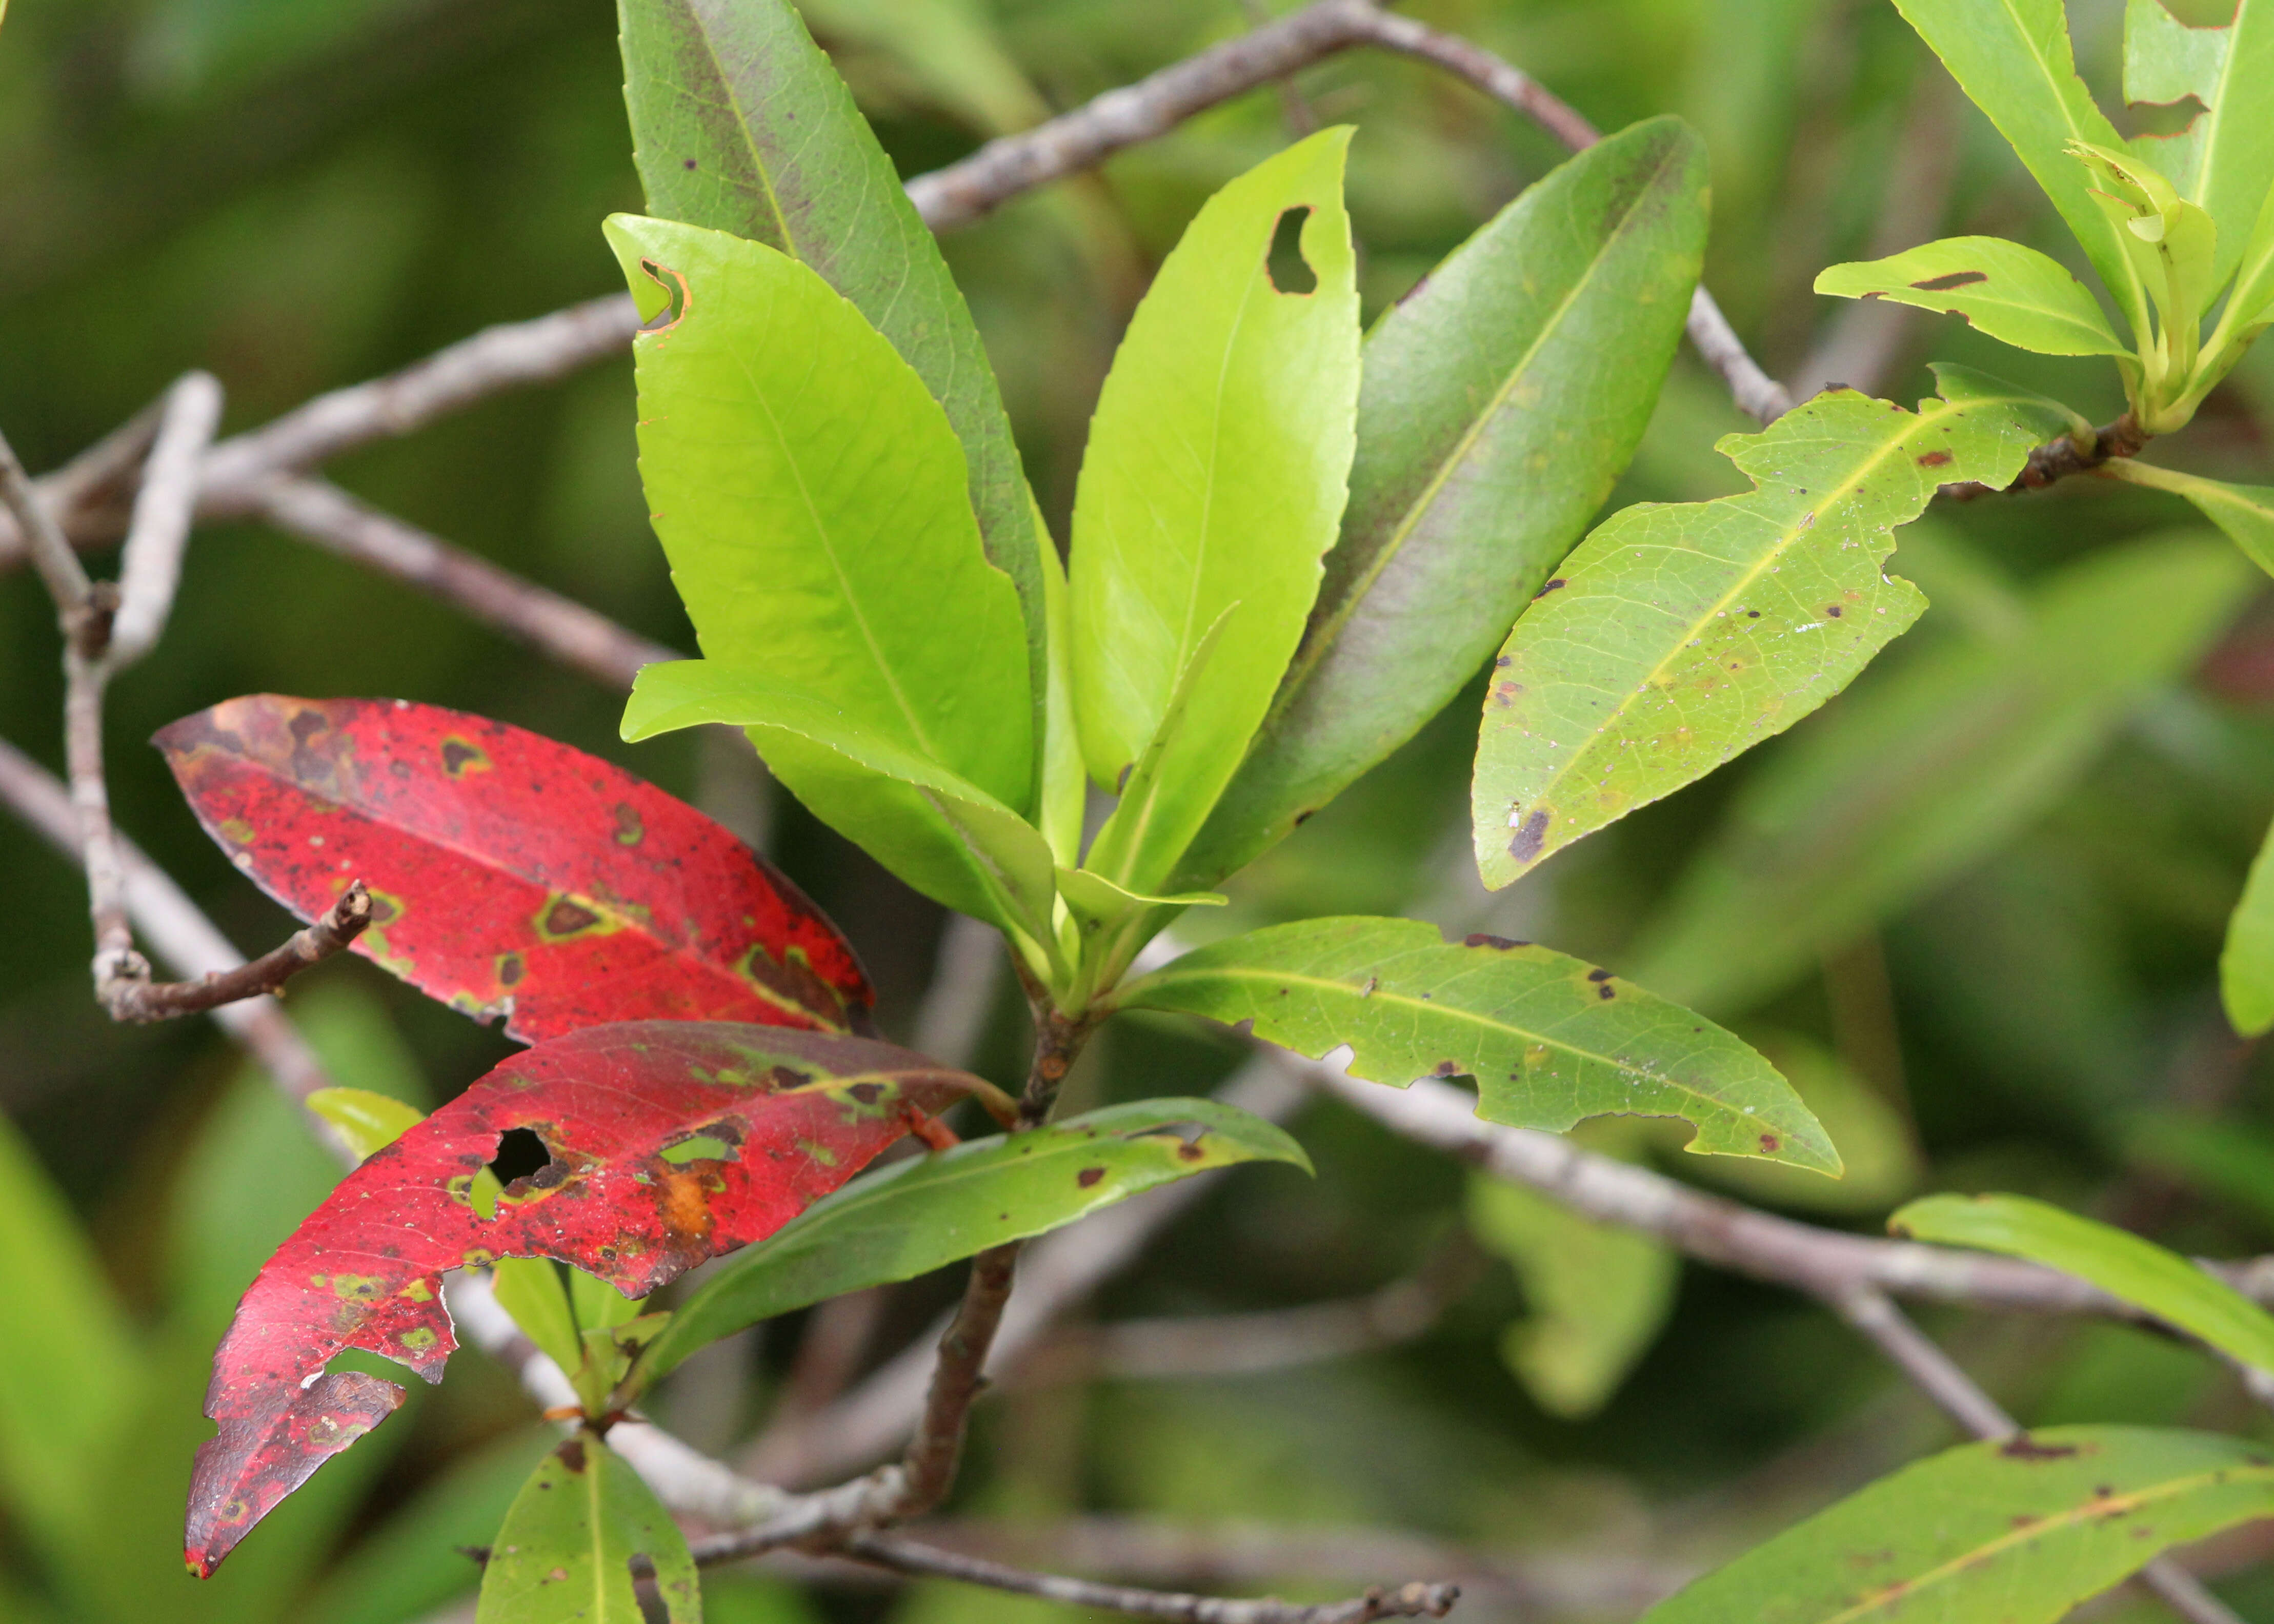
[108,373,225,664]
[247,475,679,690]
[0,736,343,1113]
[836,1532,1459,1624]
[1832,1290,2245,1624]
[746,1056,1312,1486]
[102,883,374,1022]
[1038,1235,1481,1383]
[0,424,95,612]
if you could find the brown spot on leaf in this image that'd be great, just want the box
[1464,933,1527,950]
[439,739,489,777]
[612,802,644,846]
[558,1440,587,1473]
[2001,1435,2078,1461]
[1508,809,1549,866]
[1586,967,1613,982]
[496,952,524,988]
[289,710,329,744]
[1916,449,1954,468]
[1535,578,1568,598]
[1077,1166,1106,1188]
[1825,605,1844,617]
[847,1082,886,1105]
[1759,1133,1780,1153]
[1176,1141,1206,1162]
[542,897,601,938]
[1911,270,1987,291]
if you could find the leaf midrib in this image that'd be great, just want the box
[689,6,801,262]
[1270,136,1684,721]
[1815,1460,2274,1624]
[1143,959,1779,1128]
[1990,0,2151,333]
[726,342,949,769]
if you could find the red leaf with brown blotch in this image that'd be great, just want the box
[156,695,872,1041]
[187,1021,986,1576]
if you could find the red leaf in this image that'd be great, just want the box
[186,1021,978,1576]
[156,696,872,1041]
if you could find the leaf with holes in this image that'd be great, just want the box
[1639,1426,2274,1623]
[1885,0,2152,344]
[475,1434,697,1624]
[184,1022,990,1577]
[1181,116,1708,888]
[158,696,872,1041]
[1470,368,2075,889]
[1070,128,1361,896]
[1815,237,2131,357]
[1113,916,1835,1171]
[628,1098,1309,1393]
[1891,1193,2274,1374]
[618,0,1049,778]
[2123,0,2274,295]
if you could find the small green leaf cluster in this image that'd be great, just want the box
[1817,0,2274,437]
[606,0,1845,1199]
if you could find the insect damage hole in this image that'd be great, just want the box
[1266,206,1317,295]
[487,1127,553,1189]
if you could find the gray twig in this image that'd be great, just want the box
[0,735,344,1114]
[247,475,679,691]
[835,1532,1459,1624]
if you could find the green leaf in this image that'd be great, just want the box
[623,660,1059,950]
[493,1259,584,1381]
[1055,865,1226,944]
[1814,236,2130,357]
[605,215,1032,814]
[1471,369,2074,888]
[1885,0,2152,344]
[300,1427,556,1624]
[1684,1031,1923,1214]
[628,1099,1309,1391]
[1632,531,2255,1012]
[1181,116,1709,886]
[2123,0,2274,295]
[1113,916,1837,1171]
[307,1086,425,1160]
[2066,140,2217,381]
[476,1435,699,1624]
[1069,128,1360,878]
[1080,607,1235,904]
[617,0,1047,779]
[0,1106,146,1567]
[2225,813,2274,1036]
[2100,456,2274,576]
[1638,1426,2274,1623]
[2221,186,2274,344]
[1467,1162,1676,1418]
[1892,1192,2274,1374]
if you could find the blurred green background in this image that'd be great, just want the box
[6,1,2274,1619]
